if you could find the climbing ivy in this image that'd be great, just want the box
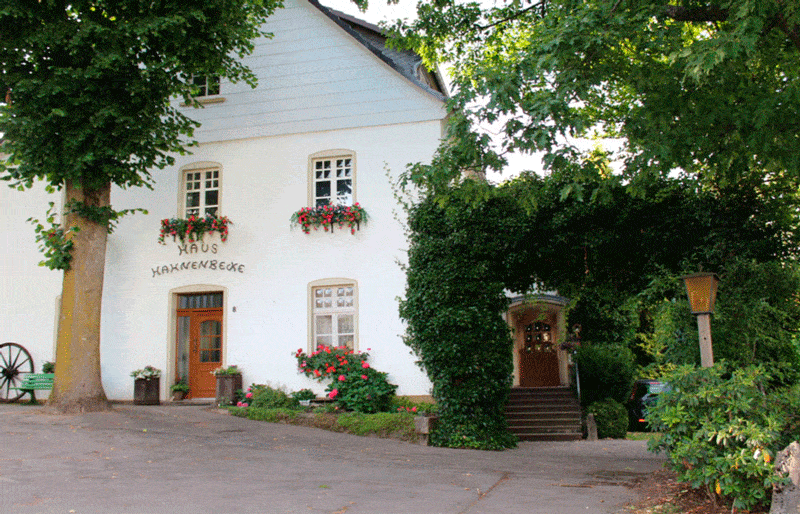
[400,186,527,450]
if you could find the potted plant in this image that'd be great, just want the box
[131,366,161,405]
[170,377,190,401]
[213,365,242,406]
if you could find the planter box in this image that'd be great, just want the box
[215,374,242,406]
[133,377,160,405]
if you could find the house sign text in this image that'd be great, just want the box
[178,243,218,256]
[151,260,245,277]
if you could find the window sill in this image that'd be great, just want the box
[181,96,226,107]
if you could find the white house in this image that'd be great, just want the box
[1,0,449,401]
[1,0,573,405]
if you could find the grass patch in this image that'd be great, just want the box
[626,431,659,441]
[229,406,421,443]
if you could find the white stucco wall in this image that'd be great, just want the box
[99,120,440,399]
[0,182,62,372]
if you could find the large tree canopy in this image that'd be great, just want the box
[391,0,800,192]
[0,0,281,412]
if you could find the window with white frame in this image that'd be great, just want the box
[190,75,220,97]
[312,155,353,207]
[182,166,220,217]
[311,283,356,350]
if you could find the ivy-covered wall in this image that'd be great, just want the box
[400,189,528,449]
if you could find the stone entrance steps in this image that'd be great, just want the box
[506,387,582,441]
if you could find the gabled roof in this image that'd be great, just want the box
[309,0,448,101]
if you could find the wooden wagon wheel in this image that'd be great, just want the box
[0,342,34,403]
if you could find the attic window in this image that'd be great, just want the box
[191,75,220,97]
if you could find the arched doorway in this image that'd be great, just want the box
[507,295,570,388]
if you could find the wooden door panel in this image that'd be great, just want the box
[517,312,560,387]
[176,308,223,399]
[191,313,222,398]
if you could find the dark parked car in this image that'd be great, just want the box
[627,379,670,431]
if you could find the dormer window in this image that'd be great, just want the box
[191,75,220,97]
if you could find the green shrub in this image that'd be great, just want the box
[233,407,299,423]
[391,396,438,415]
[770,381,800,449]
[586,399,627,439]
[647,363,787,511]
[574,343,636,405]
[248,384,297,410]
[291,388,316,402]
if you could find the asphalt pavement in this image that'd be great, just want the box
[0,403,666,514]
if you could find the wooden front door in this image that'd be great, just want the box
[517,311,560,387]
[176,293,223,399]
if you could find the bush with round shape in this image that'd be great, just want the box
[574,343,636,405]
[586,398,628,439]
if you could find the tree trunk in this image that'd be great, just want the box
[48,180,111,413]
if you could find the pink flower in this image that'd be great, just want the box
[329,389,338,399]
[241,402,248,407]
[361,374,368,380]
[245,392,253,399]
[361,361,370,369]
[236,401,243,407]
[411,407,417,412]
[338,375,346,382]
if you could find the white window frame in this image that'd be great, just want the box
[179,162,222,218]
[308,278,358,352]
[307,149,356,208]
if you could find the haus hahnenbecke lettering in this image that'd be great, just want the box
[151,242,244,277]
[152,260,245,277]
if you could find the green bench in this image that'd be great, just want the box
[12,373,54,404]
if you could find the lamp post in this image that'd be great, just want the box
[681,272,719,368]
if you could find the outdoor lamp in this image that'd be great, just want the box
[681,272,719,367]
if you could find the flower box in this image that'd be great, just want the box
[290,203,367,234]
[159,214,232,244]
[215,373,242,407]
[133,377,160,405]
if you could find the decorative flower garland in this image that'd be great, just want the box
[290,203,367,234]
[159,214,231,244]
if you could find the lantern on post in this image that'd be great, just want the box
[681,272,719,367]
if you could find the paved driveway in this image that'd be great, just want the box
[0,404,665,514]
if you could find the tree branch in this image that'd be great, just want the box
[475,1,546,31]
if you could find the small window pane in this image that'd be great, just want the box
[316,315,332,335]
[186,192,200,208]
[337,180,352,204]
[205,190,218,207]
[316,182,330,199]
[338,315,354,334]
